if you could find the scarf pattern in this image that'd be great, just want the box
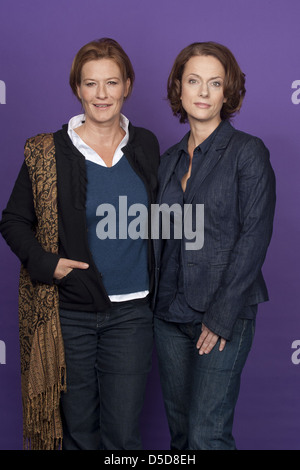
[19,133,66,449]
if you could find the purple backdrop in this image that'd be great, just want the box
[0,0,299,450]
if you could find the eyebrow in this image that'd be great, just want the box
[82,76,121,81]
[187,73,224,80]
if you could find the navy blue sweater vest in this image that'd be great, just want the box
[85,156,149,296]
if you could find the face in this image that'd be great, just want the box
[180,55,227,128]
[77,58,130,126]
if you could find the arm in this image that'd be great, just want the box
[202,137,276,341]
[0,162,88,284]
[0,161,60,283]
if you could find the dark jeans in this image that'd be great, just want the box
[154,316,256,450]
[59,297,153,450]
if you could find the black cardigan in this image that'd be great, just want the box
[0,123,160,312]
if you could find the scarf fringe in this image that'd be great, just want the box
[23,437,63,451]
[22,367,66,450]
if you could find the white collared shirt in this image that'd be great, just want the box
[67,113,129,167]
[67,113,148,302]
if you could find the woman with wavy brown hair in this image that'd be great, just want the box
[153,42,276,449]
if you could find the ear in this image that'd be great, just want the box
[77,85,81,100]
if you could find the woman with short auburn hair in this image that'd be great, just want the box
[69,38,135,101]
[167,41,246,122]
[153,42,276,450]
[0,37,159,450]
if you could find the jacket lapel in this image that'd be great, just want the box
[184,121,235,204]
[157,148,182,204]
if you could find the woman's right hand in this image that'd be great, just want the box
[53,258,89,280]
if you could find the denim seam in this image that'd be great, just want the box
[213,319,248,448]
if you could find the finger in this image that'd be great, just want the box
[65,260,89,270]
[219,338,226,352]
[199,338,217,356]
[199,333,217,355]
[53,259,89,280]
[196,330,209,350]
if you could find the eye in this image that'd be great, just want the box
[188,79,198,85]
[85,82,96,87]
[210,81,222,88]
[107,80,118,86]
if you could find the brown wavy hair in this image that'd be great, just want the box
[167,42,246,122]
[69,38,135,101]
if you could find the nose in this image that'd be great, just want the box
[199,82,209,97]
[96,82,108,99]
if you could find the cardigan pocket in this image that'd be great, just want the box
[56,269,94,305]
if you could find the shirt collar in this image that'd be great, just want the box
[67,113,130,167]
[177,120,224,157]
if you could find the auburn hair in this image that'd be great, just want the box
[69,38,135,101]
[167,42,246,122]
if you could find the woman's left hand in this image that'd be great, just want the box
[196,324,226,355]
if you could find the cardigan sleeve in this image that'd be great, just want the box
[0,161,60,284]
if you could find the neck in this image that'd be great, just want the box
[77,114,124,147]
[188,118,221,152]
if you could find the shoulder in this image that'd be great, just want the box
[129,124,159,148]
[224,125,271,171]
[230,126,269,155]
[24,132,55,165]
[227,127,274,182]
[25,132,54,150]
[161,141,181,158]
[160,129,189,159]
[159,138,184,171]
[25,133,55,160]
[128,124,160,171]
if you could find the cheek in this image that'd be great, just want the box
[78,86,90,101]
[77,85,82,100]
[180,83,188,100]
[216,95,226,108]
[180,88,191,106]
[115,89,127,103]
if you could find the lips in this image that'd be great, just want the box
[94,104,111,108]
[195,102,211,108]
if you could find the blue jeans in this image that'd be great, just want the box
[154,317,256,450]
[59,297,153,450]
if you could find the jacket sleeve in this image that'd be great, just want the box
[202,137,276,340]
[0,161,60,284]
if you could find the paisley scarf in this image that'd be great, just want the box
[19,133,66,449]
